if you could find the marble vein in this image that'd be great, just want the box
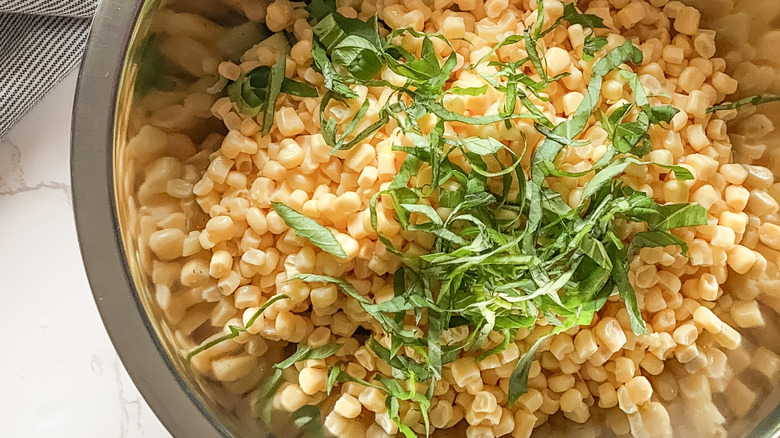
[0,138,72,205]
[114,358,145,438]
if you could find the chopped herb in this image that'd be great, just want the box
[708,94,780,113]
[253,343,342,423]
[227,34,319,135]
[291,405,324,438]
[560,3,609,30]
[271,202,348,258]
[312,13,384,81]
[583,33,608,61]
[207,5,718,431]
[508,334,549,406]
[628,230,689,255]
[447,85,488,96]
[228,65,318,116]
[134,35,180,95]
[305,0,337,21]
[275,343,344,369]
[262,43,289,135]
[185,294,289,360]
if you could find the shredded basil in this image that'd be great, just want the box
[271,202,348,258]
[185,294,289,360]
[205,3,723,431]
[708,94,780,113]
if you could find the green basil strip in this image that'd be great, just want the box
[271,202,348,258]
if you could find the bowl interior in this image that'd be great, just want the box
[78,0,780,436]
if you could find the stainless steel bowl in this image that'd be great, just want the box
[71,0,780,436]
[72,0,229,436]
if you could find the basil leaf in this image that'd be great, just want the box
[426,101,536,125]
[561,3,609,29]
[708,94,780,113]
[524,30,546,81]
[613,113,650,155]
[583,33,608,61]
[281,78,318,97]
[306,0,337,21]
[400,203,444,226]
[654,163,694,181]
[629,230,689,255]
[313,13,384,80]
[228,67,269,117]
[263,43,289,135]
[645,105,679,124]
[535,123,591,147]
[292,274,411,336]
[244,294,291,328]
[271,202,348,258]
[186,326,242,361]
[477,328,512,362]
[621,70,680,125]
[186,294,289,360]
[608,245,647,335]
[651,203,708,230]
[275,343,343,370]
[593,40,643,77]
[312,41,358,98]
[292,405,324,438]
[530,42,644,225]
[326,366,378,396]
[427,307,444,379]
[377,376,432,436]
[448,85,488,96]
[461,137,506,155]
[332,35,384,80]
[508,335,548,406]
[581,157,634,201]
[368,337,431,381]
[579,234,612,270]
[326,367,340,395]
[620,70,649,107]
[471,35,523,67]
[258,368,284,423]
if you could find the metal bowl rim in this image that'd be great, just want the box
[70,0,230,436]
[69,1,780,437]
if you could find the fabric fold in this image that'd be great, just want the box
[0,0,97,18]
[0,0,98,138]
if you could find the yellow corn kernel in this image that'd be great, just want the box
[749,189,780,216]
[712,71,739,94]
[724,185,750,211]
[731,300,764,328]
[616,385,637,414]
[334,393,362,419]
[674,6,701,35]
[472,391,497,413]
[615,357,637,384]
[617,2,646,28]
[693,305,723,334]
[727,245,756,274]
[574,329,598,359]
[450,357,481,387]
[442,16,466,40]
[595,317,627,352]
[726,378,757,418]
[548,373,575,393]
[345,143,377,172]
[544,47,571,77]
[678,66,706,93]
[663,180,689,203]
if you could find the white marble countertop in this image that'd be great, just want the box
[0,72,172,438]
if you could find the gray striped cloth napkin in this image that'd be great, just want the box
[0,0,98,138]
